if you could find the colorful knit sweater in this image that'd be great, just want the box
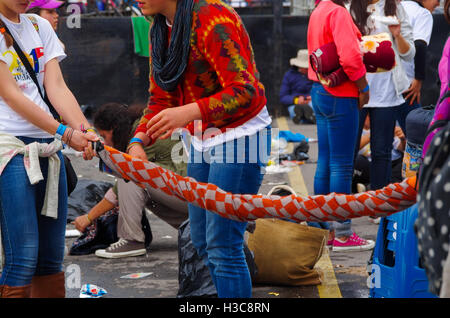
[134,0,267,141]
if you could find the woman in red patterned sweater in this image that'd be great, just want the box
[129,0,271,297]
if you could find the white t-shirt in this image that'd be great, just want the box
[0,13,66,138]
[400,1,433,81]
[182,106,272,153]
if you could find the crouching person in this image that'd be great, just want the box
[73,103,187,258]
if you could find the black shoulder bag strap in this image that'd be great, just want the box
[2,20,60,120]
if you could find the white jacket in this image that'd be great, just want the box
[0,133,63,219]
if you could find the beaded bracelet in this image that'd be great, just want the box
[127,142,142,153]
[66,127,75,147]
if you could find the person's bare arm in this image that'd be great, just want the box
[44,58,98,159]
[0,61,90,151]
[72,198,116,232]
[354,76,370,109]
[44,59,91,130]
[360,132,371,149]
[389,24,411,55]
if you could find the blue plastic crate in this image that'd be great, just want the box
[369,203,436,298]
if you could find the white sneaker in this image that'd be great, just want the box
[95,238,146,259]
[356,183,366,193]
[369,216,381,224]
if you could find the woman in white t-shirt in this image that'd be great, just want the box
[401,0,440,106]
[0,0,98,298]
[349,0,415,191]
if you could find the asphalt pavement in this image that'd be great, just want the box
[63,115,378,299]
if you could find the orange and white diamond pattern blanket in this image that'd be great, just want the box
[97,145,418,223]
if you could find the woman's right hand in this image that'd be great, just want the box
[358,90,370,110]
[355,76,370,110]
[64,129,99,154]
[128,143,148,162]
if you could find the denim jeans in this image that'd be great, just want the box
[307,83,358,237]
[355,100,420,190]
[187,127,271,298]
[0,137,68,287]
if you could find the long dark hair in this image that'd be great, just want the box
[0,19,13,47]
[93,103,146,152]
[350,0,398,35]
[445,0,450,24]
[331,0,349,7]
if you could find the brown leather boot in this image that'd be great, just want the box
[30,272,66,298]
[0,284,32,298]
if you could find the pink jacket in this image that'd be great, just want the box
[422,36,450,157]
[307,0,366,98]
[438,37,450,100]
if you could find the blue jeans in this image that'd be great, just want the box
[187,128,270,298]
[308,83,358,237]
[355,100,420,190]
[0,137,68,287]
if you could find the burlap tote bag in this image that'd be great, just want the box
[248,218,328,286]
[247,185,328,286]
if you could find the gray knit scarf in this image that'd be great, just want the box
[150,0,195,92]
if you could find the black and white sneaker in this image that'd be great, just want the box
[95,238,146,259]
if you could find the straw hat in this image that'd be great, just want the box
[290,49,309,69]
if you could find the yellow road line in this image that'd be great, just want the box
[275,116,342,298]
[315,249,343,298]
[275,116,309,196]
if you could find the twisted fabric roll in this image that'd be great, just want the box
[97,144,417,223]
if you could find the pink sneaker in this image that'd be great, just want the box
[332,233,375,252]
[327,231,334,247]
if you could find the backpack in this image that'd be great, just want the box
[415,89,450,296]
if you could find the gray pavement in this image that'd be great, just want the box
[63,116,378,298]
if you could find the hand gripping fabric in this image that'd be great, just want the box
[96,144,418,223]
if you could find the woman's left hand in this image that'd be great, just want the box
[404,79,422,105]
[146,103,202,140]
[388,24,401,39]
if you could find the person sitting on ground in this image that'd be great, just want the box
[280,49,315,124]
[73,103,187,259]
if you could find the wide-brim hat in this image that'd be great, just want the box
[290,49,309,69]
[28,0,64,10]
